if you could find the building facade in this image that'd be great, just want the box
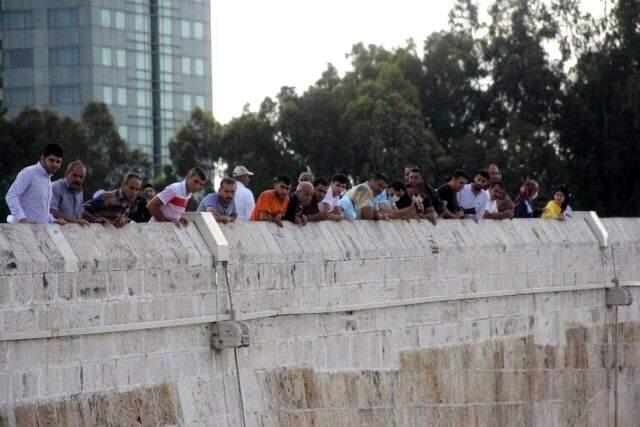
[0,0,212,173]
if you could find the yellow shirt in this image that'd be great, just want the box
[542,200,562,219]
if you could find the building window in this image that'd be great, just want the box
[119,125,128,140]
[137,91,150,108]
[137,127,151,146]
[101,48,112,66]
[180,20,190,38]
[49,47,80,66]
[182,94,192,112]
[100,9,111,27]
[134,14,148,32]
[4,49,34,68]
[5,87,34,106]
[194,58,205,77]
[161,92,173,109]
[50,86,80,105]
[160,55,172,73]
[48,8,79,28]
[117,87,127,106]
[194,21,204,40]
[195,95,205,109]
[102,86,113,105]
[181,57,191,75]
[115,11,126,30]
[116,49,126,68]
[2,11,33,29]
[160,17,172,35]
[136,52,150,71]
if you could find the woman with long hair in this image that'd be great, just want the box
[513,180,539,218]
[338,184,374,220]
[542,186,570,220]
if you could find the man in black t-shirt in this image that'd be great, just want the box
[436,170,470,219]
[284,182,314,225]
[406,168,438,223]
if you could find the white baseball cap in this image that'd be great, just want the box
[232,166,254,177]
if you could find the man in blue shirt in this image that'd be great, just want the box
[5,143,66,224]
[197,177,237,223]
[361,173,391,220]
[51,160,90,225]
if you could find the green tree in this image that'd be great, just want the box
[559,0,640,215]
[221,101,303,194]
[168,108,222,178]
[480,0,566,193]
[341,62,447,181]
[278,71,351,179]
[80,103,150,191]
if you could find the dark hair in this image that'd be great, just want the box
[42,143,64,158]
[410,168,423,176]
[452,169,470,181]
[391,179,406,192]
[489,179,504,189]
[331,174,348,185]
[373,173,389,184]
[275,174,292,186]
[143,183,155,190]
[188,167,207,181]
[123,172,143,184]
[555,186,571,211]
[219,177,237,190]
[313,177,329,187]
[478,170,490,180]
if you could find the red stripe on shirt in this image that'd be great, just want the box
[168,196,188,208]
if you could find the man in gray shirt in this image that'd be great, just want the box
[50,160,90,225]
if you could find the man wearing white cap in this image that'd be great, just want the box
[232,166,255,221]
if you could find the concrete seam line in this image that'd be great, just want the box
[0,314,231,342]
[2,282,624,342]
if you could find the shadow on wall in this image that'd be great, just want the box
[255,322,631,426]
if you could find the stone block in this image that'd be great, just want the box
[1,307,37,333]
[12,370,39,402]
[56,272,75,301]
[107,270,128,299]
[36,304,68,331]
[69,302,102,328]
[10,274,36,305]
[76,271,108,300]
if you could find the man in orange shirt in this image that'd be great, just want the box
[250,175,292,227]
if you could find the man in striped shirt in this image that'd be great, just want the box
[5,143,66,225]
[82,172,143,227]
[147,167,207,225]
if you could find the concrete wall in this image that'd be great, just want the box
[0,214,639,426]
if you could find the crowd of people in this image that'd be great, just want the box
[4,143,573,228]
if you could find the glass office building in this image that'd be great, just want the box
[0,0,212,174]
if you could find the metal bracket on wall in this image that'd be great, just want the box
[211,320,251,350]
[606,287,633,307]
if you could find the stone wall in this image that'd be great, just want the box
[0,214,638,426]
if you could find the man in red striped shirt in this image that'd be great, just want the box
[147,168,207,225]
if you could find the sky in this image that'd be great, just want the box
[210,0,606,124]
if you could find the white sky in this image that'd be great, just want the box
[210,0,606,124]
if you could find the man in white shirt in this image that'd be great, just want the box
[6,143,66,224]
[232,166,255,221]
[320,174,348,213]
[457,170,490,219]
[483,180,514,220]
